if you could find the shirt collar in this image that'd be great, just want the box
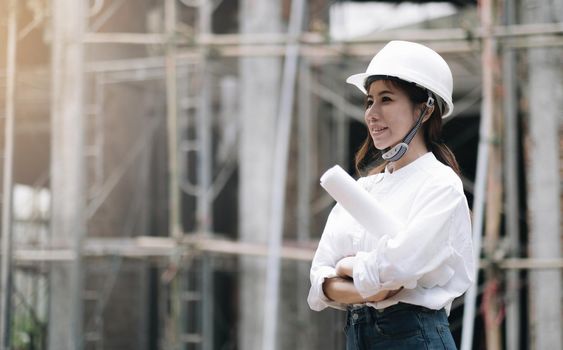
[384,152,436,179]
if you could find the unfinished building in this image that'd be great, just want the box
[0,0,562,349]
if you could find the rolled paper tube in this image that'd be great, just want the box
[320,165,402,238]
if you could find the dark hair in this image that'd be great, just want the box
[354,76,461,176]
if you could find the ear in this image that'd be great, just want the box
[422,105,434,123]
[416,103,434,123]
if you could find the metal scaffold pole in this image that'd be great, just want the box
[0,0,18,347]
[165,0,181,241]
[197,2,214,350]
[296,57,313,349]
[164,0,183,348]
[502,1,522,349]
[461,0,494,349]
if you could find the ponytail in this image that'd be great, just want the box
[429,140,461,175]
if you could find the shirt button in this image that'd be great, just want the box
[352,313,359,320]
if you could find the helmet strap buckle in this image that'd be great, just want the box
[381,94,434,162]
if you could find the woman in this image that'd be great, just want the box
[307,41,475,349]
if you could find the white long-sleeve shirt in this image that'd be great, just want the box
[308,152,474,315]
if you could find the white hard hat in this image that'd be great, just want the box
[346,40,454,118]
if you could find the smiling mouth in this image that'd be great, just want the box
[370,127,388,135]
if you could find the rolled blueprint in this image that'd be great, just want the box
[320,165,402,238]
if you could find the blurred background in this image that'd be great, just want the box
[0,0,561,349]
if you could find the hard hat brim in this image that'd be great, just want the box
[345,73,369,95]
[345,72,454,119]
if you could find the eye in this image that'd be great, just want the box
[365,99,373,109]
[381,96,392,102]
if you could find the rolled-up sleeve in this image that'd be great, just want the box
[353,183,466,298]
[307,205,351,311]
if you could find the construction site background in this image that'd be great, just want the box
[0,0,562,349]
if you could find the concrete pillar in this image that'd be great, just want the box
[238,1,281,349]
[48,0,86,349]
[523,1,563,349]
[0,0,17,347]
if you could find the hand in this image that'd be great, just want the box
[323,277,403,304]
[365,290,389,302]
[322,277,361,303]
[335,256,356,278]
[366,287,403,302]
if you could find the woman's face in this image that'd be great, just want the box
[364,80,419,150]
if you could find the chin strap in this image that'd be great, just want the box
[381,95,435,162]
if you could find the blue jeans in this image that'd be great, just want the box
[345,303,457,350]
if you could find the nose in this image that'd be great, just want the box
[364,105,379,124]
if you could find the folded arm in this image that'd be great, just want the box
[323,255,402,304]
[322,276,401,304]
[323,277,390,304]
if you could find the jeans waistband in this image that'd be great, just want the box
[346,303,445,328]
[346,302,439,314]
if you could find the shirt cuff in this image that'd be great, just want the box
[307,267,346,311]
[353,251,383,298]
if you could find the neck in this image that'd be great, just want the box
[388,138,428,173]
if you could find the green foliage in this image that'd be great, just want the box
[11,311,46,350]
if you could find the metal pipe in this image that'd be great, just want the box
[197,2,214,350]
[164,0,182,348]
[165,0,181,241]
[262,0,306,349]
[460,0,494,349]
[297,59,312,247]
[502,1,521,349]
[0,0,18,347]
[83,32,167,45]
[335,84,348,166]
[195,74,212,227]
[296,57,313,349]
[85,55,200,73]
[80,23,563,46]
[11,242,563,269]
[85,118,159,220]
[309,80,364,122]
[88,0,126,32]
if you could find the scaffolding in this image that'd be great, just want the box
[1,0,562,349]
